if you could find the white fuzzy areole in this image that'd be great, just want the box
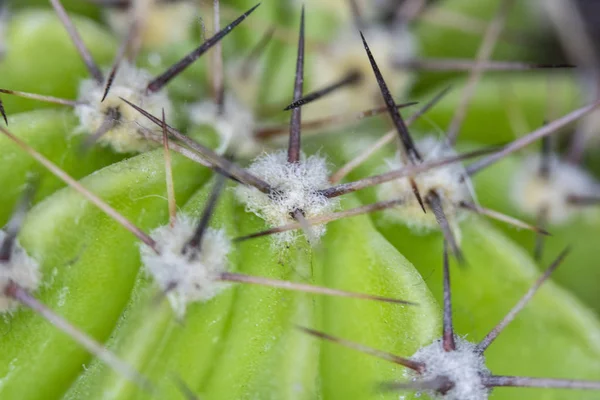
[188,93,261,158]
[105,0,197,48]
[235,150,339,246]
[307,25,416,120]
[75,62,172,153]
[407,337,491,400]
[376,136,473,239]
[0,231,41,313]
[511,154,600,224]
[139,215,231,318]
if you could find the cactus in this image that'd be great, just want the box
[1,0,600,399]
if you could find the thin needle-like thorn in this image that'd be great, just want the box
[476,247,570,353]
[441,241,455,352]
[533,206,548,261]
[256,101,418,139]
[162,109,177,227]
[410,179,427,213]
[394,58,576,72]
[566,194,600,206]
[483,375,600,390]
[360,31,422,164]
[0,125,158,252]
[101,21,139,102]
[0,89,80,107]
[427,191,463,263]
[466,101,600,176]
[212,0,225,113]
[329,86,452,184]
[79,109,118,153]
[239,26,275,79]
[446,0,514,145]
[183,174,227,253]
[146,3,261,93]
[50,0,104,84]
[379,376,454,393]
[323,146,499,199]
[171,375,200,400]
[234,199,404,242]
[219,272,417,305]
[297,326,425,372]
[287,6,305,164]
[5,283,152,391]
[284,70,362,110]
[0,183,37,262]
[120,97,273,193]
[459,201,550,235]
[0,99,7,124]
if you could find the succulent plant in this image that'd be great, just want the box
[1,0,600,399]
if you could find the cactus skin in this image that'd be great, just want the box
[1,0,600,399]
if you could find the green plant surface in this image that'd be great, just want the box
[474,154,600,315]
[314,195,440,400]
[411,0,548,93]
[0,10,116,114]
[411,73,581,145]
[375,216,600,400]
[64,178,237,400]
[0,147,210,400]
[10,0,102,20]
[0,109,123,226]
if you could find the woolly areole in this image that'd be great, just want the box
[235,150,338,246]
[377,136,473,238]
[408,337,491,400]
[75,62,172,153]
[511,154,600,224]
[140,215,231,318]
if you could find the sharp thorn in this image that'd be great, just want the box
[146,3,261,93]
[219,272,417,305]
[287,5,305,164]
[50,0,104,84]
[183,174,227,254]
[426,191,464,264]
[476,247,570,354]
[441,241,456,352]
[0,181,37,262]
[284,70,362,111]
[297,326,425,372]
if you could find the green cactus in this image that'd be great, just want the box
[0,0,600,399]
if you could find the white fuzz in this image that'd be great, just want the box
[0,231,41,313]
[105,0,198,48]
[307,25,416,120]
[235,150,339,246]
[511,154,600,224]
[75,62,172,153]
[407,337,491,400]
[188,93,261,158]
[376,136,473,239]
[139,215,231,318]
